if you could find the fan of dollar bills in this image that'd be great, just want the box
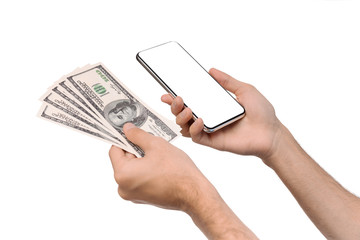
[38,63,180,157]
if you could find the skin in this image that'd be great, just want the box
[161,68,280,163]
[110,124,257,239]
[109,68,360,239]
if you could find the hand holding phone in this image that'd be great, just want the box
[137,41,245,133]
[161,68,281,159]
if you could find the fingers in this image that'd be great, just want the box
[170,96,185,115]
[161,94,173,105]
[109,145,135,171]
[176,107,193,126]
[209,68,246,95]
[189,118,210,145]
[123,123,157,152]
[161,94,193,137]
[162,94,190,122]
[161,95,185,115]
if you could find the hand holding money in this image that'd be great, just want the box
[109,122,214,211]
[38,63,179,157]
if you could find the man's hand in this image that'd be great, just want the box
[109,123,258,240]
[165,68,360,239]
[109,123,209,211]
[161,68,281,162]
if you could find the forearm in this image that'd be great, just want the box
[184,180,258,240]
[265,123,360,239]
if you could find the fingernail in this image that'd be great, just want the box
[123,122,136,132]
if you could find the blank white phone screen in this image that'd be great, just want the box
[138,41,245,131]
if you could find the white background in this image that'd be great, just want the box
[0,0,359,239]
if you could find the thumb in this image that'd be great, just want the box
[123,123,155,151]
[209,68,246,95]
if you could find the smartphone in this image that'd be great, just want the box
[136,41,245,133]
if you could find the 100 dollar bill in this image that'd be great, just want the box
[38,104,124,148]
[42,91,127,148]
[66,64,178,156]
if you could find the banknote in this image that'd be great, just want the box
[38,104,125,148]
[51,85,102,124]
[65,64,179,156]
[38,63,180,157]
[41,91,127,148]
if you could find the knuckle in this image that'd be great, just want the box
[114,172,132,190]
[175,116,182,125]
[171,99,178,109]
[189,128,202,143]
[191,135,200,143]
[176,109,191,125]
[191,137,199,143]
[108,146,115,158]
[246,83,256,91]
[171,97,184,114]
[118,187,132,201]
[113,172,122,184]
[176,116,186,125]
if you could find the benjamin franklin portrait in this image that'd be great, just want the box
[104,99,147,129]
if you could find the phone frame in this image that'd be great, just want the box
[136,41,245,133]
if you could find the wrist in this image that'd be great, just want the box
[183,178,257,240]
[181,177,218,215]
[261,122,302,170]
